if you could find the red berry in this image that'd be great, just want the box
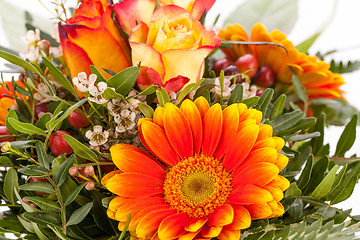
[224,65,242,83]
[0,126,15,142]
[254,66,275,87]
[212,58,231,76]
[99,150,115,173]
[37,40,51,55]
[235,54,258,78]
[68,109,90,129]
[34,103,51,121]
[256,88,265,96]
[49,130,73,156]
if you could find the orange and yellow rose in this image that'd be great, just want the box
[59,0,131,79]
[129,5,221,91]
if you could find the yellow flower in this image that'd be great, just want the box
[103,97,290,240]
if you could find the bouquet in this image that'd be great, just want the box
[0,0,360,239]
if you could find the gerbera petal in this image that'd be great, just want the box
[194,96,210,120]
[136,209,177,239]
[201,225,222,238]
[228,184,273,205]
[208,204,234,226]
[263,186,284,202]
[274,153,289,171]
[268,175,290,191]
[226,205,251,230]
[238,109,262,125]
[273,137,285,151]
[164,103,193,159]
[110,144,165,179]
[153,106,165,128]
[252,138,275,150]
[108,196,128,211]
[245,203,272,220]
[257,124,273,140]
[235,147,278,171]
[158,213,193,239]
[213,104,239,159]
[178,230,201,240]
[217,227,241,240]
[106,173,163,197]
[222,124,259,172]
[268,201,285,218]
[232,163,279,188]
[139,120,179,166]
[180,99,203,154]
[202,104,223,156]
[184,217,208,232]
[101,170,122,187]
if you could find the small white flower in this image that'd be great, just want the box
[212,76,235,98]
[88,82,109,105]
[114,110,137,133]
[19,45,40,63]
[85,125,110,146]
[50,24,60,42]
[242,82,257,99]
[169,91,177,100]
[50,46,63,58]
[21,29,41,46]
[72,72,97,93]
[33,83,51,103]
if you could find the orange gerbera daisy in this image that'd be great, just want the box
[102,97,290,240]
[218,23,345,99]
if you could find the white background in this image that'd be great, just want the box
[0,0,360,235]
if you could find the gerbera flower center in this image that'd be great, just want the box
[163,155,232,218]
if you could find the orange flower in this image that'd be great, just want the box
[129,5,221,92]
[218,23,345,99]
[103,97,289,239]
[0,98,14,126]
[59,0,131,79]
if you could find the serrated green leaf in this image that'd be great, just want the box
[55,155,75,187]
[156,88,170,107]
[3,167,19,204]
[42,57,78,98]
[64,182,87,206]
[270,94,285,120]
[107,66,139,96]
[243,96,259,108]
[138,102,154,118]
[23,212,59,227]
[103,87,125,100]
[63,135,98,163]
[335,114,357,157]
[227,84,243,106]
[311,165,339,199]
[297,155,314,190]
[67,202,93,226]
[35,142,50,170]
[7,118,46,136]
[18,166,49,177]
[255,88,274,119]
[19,182,55,194]
[223,0,298,34]
[24,196,61,212]
[330,59,360,74]
[269,109,304,134]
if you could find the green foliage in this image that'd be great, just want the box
[329,59,360,74]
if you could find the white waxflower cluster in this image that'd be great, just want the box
[72,72,110,104]
[33,83,51,103]
[49,24,63,59]
[85,125,110,147]
[21,29,41,46]
[19,45,40,63]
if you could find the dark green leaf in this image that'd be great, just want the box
[311,165,339,199]
[291,68,308,103]
[330,59,360,74]
[35,142,50,170]
[35,113,52,129]
[269,109,304,134]
[107,66,139,96]
[285,182,302,197]
[285,145,311,176]
[24,196,61,212]
[193,84,216,101]
[288,198,303,220]
[303,156,329,195]
[277,117,316,136]
[18,166,49,177]
[55,155,75,187]
[91,192,117,234]
[132,85,158,98]
[64,182,87,206]
[63,135,98,163]
[67,202,93,226]
[310,113,325,156]
[335,114,358,157]
[19,182,55,194]
[5,109,19,134]
[138,102,154,118]
[255,88,273,119]
[23,212,59,227]
[103,88,125,100]
[297,155,314,190]
[156,88,170,107]
[227,84,243,105]
[269,94,285,120]
[4,168,19,204]
[48,225,69,240]
[243,96,259,108]
[7,118,46,135]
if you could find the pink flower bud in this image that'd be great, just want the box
[84,165,95,176]
[85,181,95,191]
[37,40,51,55]
[69,166,79,177]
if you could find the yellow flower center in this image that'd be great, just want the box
[163,155,232,218]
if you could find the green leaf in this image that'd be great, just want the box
[64,182,87,206]
[243,96,259,108]
[269,94,285,120]
[285,182,302,198]
[66,202,93,226]
[278,117,316,136]
[90,65,106,82]
[223,0,298,34]
[177,79,204,105]
[156,88,170,107]
[311,165,339,199]
[138,102,154,118]
[132,85,159,98]
[0,49,39,73]
[42,57,78,98]
[255,88,274,120]
[55,155,75,187]
[3,167,19,204]
[24,196,61,212]
[7,118,46,136]
[18,166,49,177]
[5,109,19,134]
[227,84,243,106]
[310,113,325,156]
[103,88,126,100]
[48,225,69,240]
[303,156,329,195]
[107,66,139,96]
[269,109,304,134]
[35,142,50,170]
[35,113,52,129]
[193,84,216,101]
[296,32,322,53]
[297,155,314,190]
[330,59,360,74]
[23,212,59,227]
[19,182,55,194]
[31,222,49,240]
[335,114,358,157]
[63,135,98,163]
[288,198,303,220]
[91,192,117,234]
[14,188,41,213]
[291,68,308,103]
[118,212,132,240]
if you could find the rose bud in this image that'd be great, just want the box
[49,130,73,156]
[254,66,275,88]
[235,54,258,78]
[212,58,231,76]
[256,88,265,97]
[34,102,51,121]
[68,109,90,129]
[85,181,95,191]
[37,40,51,55]
[0,126,15,142]
[224,65,242,83]
[84,165,95,177]
[69,166,79,177]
